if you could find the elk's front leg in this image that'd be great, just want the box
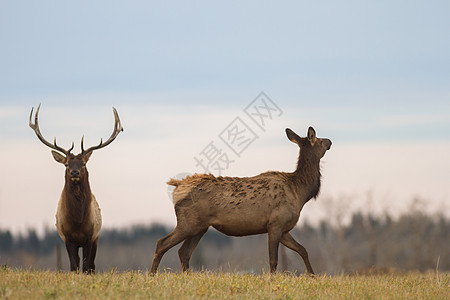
[267,229,282,273]
[280,232,314,274]
[82,239,97,274]
[88,239,98,274]
[65,241,80,272]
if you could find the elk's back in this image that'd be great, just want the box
[169,172,303,236]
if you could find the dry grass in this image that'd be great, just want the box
[0,266,448,299]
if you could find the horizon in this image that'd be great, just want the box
[1,1,449,234]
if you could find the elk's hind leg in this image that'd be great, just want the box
[150,226,191,274]
[178,229,208,272]
[65,241,80,272]
[280,232,314,274]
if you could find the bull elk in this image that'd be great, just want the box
[29,104,123,274]
[151,127,331,274]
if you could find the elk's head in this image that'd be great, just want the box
[286,127,332,159]
[51,152,90,184]
[29,104,123,184]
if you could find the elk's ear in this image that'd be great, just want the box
[83,151,93,163]
[286,128,302,146]
[307,127,317,146]
[51,151,66,164]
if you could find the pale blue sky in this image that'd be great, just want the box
[0,1,449,232]
[1,1,449,140]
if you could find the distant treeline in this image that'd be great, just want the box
[0,223,230,257]
[1,210,449,274]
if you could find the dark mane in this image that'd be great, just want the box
[63,173,92,224]
[292,146,322,201]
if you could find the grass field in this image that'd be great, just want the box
[0,267,448,299]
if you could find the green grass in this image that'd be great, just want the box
[0,267,448,299]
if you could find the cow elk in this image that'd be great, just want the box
[29,104,123,274]
[151,127,331,275]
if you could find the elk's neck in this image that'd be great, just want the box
[63,174,92,225]
[291,153,321,201]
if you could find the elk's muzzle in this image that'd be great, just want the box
[71,170,80,182]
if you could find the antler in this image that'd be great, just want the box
[29,104,74,155]
[81,107,123,154]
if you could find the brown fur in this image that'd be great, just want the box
[151,127,332,274]
[63,169,92,225]
[29,105,122,274]
[54,154,102,274]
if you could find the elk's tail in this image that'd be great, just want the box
[167,177,192,206]
[167,173,216,205]
[167,173,217,190]
[167,178,181,186]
